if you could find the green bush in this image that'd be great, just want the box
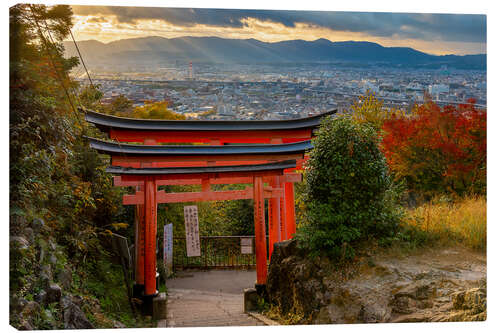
[296,116,402,260]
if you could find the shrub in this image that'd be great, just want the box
[296,116,402,260]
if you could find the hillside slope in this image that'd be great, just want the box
[64,36,486,69]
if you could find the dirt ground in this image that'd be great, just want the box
[372,246,486,281]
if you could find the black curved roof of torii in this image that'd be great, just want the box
[81,107,337,132]
[86,137,313,156]
[106,160,297,175]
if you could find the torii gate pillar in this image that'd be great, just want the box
[253,176,267,287]
[144,177,158,297]
[284,182,296,239]
[133,189,145,297]
[268,176,281,260]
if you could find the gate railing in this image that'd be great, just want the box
[173,236,269,269]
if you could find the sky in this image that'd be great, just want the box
[69,5,487,56]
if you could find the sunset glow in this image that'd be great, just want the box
[69,8,486,56]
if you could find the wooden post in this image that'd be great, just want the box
[284,182,296,239]
[253,176,267,285]
[144,177,157,296]
[141,139,157,297]
[268,176,280,259]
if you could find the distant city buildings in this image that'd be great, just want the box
[75,63,486,120]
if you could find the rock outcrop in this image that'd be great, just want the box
[9,215,95,330]
[61,296,95,329]
[266,240,486,324]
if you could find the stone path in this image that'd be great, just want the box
[164,269,265,327]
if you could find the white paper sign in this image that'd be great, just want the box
[241,237,253,254]
[184,205,201,257]
[163,223,173,277]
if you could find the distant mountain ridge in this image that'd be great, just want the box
[64,36,486,70]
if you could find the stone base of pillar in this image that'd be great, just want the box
[243,288,259,312]
[152,292,167,320]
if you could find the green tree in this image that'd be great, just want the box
[350,90,404,130]
[10,5,131,329]
[78,84,104,111]
[132,101,186,120]
[296,116,402,260]
[110,94,134,115]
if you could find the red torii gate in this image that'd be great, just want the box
[83,108,335,302]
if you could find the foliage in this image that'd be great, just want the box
[157,184,254,242]
[78,86,135,117]
[109,94,134,115]
[132,101,186,120]
[381,99,486,198]
[350,90,405,130]
[10,4,135,329]
[403,195,486,250]
[199,109,216,119]
[296,116,402,260]
[206,184,255,236]
[77,84,103,110]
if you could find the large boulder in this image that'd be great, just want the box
[61,296,94,329]
[21,301,40,318]
[58,268,73,290]
[10,296,28,313]
[40,265,52,288]
[452,287,486,313]
[45,283,62,304]
[266,239,328,321]
[265,243,486,324]
[34,290,47,305]
[18,320,34,331]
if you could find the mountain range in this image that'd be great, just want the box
[63,36,486,70]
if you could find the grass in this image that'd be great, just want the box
[77,259,155,328]
[403,195,486,250]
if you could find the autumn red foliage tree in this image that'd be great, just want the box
[381,99,486,198]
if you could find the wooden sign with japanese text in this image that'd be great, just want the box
[183,205,201,257]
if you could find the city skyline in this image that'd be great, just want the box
[70,5,486,56]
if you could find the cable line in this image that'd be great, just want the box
[27,4,82,129]
[69,28,94,89]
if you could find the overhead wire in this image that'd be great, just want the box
[69,28,94,89]
[27,4,83,129]
[30,4,108,140]
[28,5,124,210]
[30,4,125,158]
[38,10,85,109]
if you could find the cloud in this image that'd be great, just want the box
[71,6,486,44]
[87,16,108,23]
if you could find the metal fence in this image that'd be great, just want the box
[173,236,268,269]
